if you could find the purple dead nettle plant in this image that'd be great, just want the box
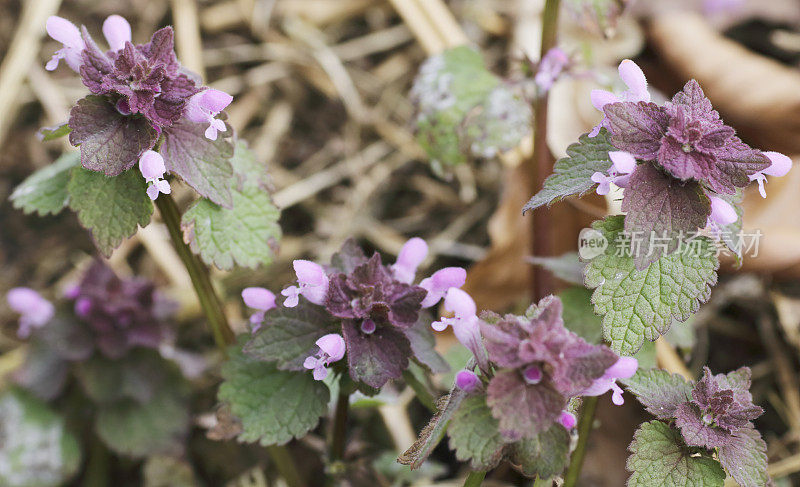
[591,60,790,259]
[435,292,637,439]
[45,14,233,200]
[242,238,466,389]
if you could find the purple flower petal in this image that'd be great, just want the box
[591,172,612,195]
[762,151,792,177]
[102,15,131,52]
[708,196,737,226]
[281,286,301,307]
[241,287,276,311]
[618,59,650,102]
[45,16,85,71]
[559,411,577,429]
[7,288,54,338]
[138,150,166,181]
[455,369,481,392]
[420,267,467,308]
[609,150,636,174]
[292,260,329,305]
[590,89,619,111]
[392,237,428,283]
[316,333,346,362]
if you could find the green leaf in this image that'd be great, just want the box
[67,167,153,256]
[530,252,585,286]
[75,349,177,405]
[622,369,692,420]
[398,387,467,469]
[37,123,71,142]
[0,388,81,487]
[181,142,281,270]
[161,120,234,207]
[373,451,446,484]
[447,394,506,470]
[559,286,603,344]
[627,421,725,487]
[95,385,189,457]
[508,424,570,479]
[218,341,329,446]
[584,215,718,355]
[243,301,338,370]
[10,152,80,216]
[523,129,615,213]
[405,314,450,373]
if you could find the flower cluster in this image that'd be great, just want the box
[435,294,637,439]
[589,60,791,233]
[65,260,173,358]
[626,366,768,486]
[45,15,233,199]
[243,238,466,388]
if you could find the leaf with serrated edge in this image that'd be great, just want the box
[218,342,329,446]
[584,215,718,355]
[447,394,506,470]
[717,427,770,487]
[161,119,234,207]
[508,424,570,479]
[621,163,710,270]
[10,152,79,216]
[67,167,153,256]
[523,129,615,213]
[243,302,338,370]
[627,421,725,487]
[399,387,466,469]
[68,95,158,176]
[622,369,692,420]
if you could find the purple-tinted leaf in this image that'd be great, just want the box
[342,319,412,389]
[603,101,669,160]
[668,80,720,122]
[717,426,770,487]
[675,402,732,449]
[486,369,566,439]
[329,238,369,274]
[161,119,234,207]
[68,96,158,176]
[691,367,763,433]
[622,369,692,420]
[621,163,710,269]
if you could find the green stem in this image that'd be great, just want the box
[266,445,306,487]
[402,369,436,412]
[155,193,304,487]
[529,0,561,301]
[463,471,486,487]
[329,390,350,462]
[83,435,110,487]
[562,396,599,487]
[533,476,553,487]
[154,193,235,351]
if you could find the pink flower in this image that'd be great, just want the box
[455,369,481,392]
[185,89,233,140]
[748,151,792,198]
[706,196,738,228]
[303,333,346,380]
[102,15,132,52]
[138,151,171,200]
[391,237,428,284]
[281,260,329,307]
[241,287,276,329]
[559,411,577,429]
[432,288,487,369]
[534,47,570,93]
[7,287,54,339]
[419,267,467,308]
[591,150,636,195]
[589,60,650,137]
[45,16,85,72]
[581,356,638,405]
